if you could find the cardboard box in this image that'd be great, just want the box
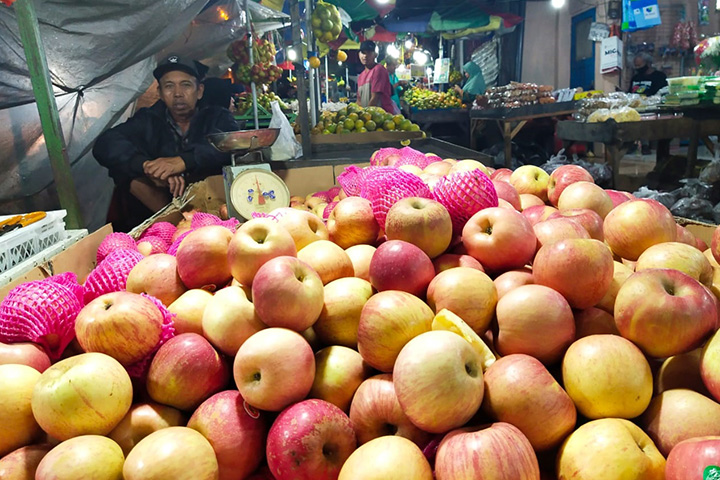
[601,37,623,75]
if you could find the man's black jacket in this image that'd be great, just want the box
[93,101,239,186]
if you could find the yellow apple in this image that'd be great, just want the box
[635,241,714,287]
[345,245,376,282]
[309,346,373,412]
[35,435,125,480]
[298,240,354,285]
[202,286,265,357]
[0,364,42,457]
[314,277,374,349]
[339,436,433,480]
[510,165,550,202]
[168,289,213,335]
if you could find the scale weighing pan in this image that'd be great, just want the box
[207,128,280,155]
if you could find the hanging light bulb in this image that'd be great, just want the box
[413,50,429,65]
[551,0,565,8]
[287,48,298,62]
[387,44,400,58]
[405,38,414,49]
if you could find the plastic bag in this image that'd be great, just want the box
[633,186,682,210]
[671,197,715,223]
[269,100,302,161]
[700,142,720,184]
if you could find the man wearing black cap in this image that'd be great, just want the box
[357,41,397,114]
[93,54,238,231]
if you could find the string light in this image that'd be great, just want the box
[551,0,566,8]
[217,7,229,21]
[387,44,400,58]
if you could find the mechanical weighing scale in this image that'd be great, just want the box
[207,129,291,221]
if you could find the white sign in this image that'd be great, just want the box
[433,58,450,84]
[601,37,623,74]
[588,22,611,42]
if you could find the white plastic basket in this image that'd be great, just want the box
[0,210,68,273]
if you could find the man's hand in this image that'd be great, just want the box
[167,175,186,198]
[144,156,186,181]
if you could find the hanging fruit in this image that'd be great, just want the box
[311,1,342,44]
[309,56,321,69]
[337,50,348,62]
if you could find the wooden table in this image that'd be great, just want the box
[557,114,720,187]
[470,102,578,167]
[402,107,471,146]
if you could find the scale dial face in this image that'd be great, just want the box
[229,168,291,220]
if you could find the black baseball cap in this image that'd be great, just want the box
[153,54,209,82]
[359,41,377,53]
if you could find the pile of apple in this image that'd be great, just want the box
[6,158,720,480]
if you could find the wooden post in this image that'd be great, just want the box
[290,0,311,157]
[14,0,83,228]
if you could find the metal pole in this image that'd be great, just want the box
[291,0,311,157]
[244,0,259,130]
[305,0,317,127]
[14,0,83,229]
[324,55,330,105]
[345,67,349,99]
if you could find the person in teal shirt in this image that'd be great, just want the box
[386,58,403,112]
[454,60,486,103]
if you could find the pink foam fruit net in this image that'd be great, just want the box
[432,169,499,235]
[362,168,433,230]
[96,232,138,264]
[84,248,145,304]
[139,222,177,247]
[0,273,85,360]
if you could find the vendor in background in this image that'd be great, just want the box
[628,53,667,155]
[453,61,486,104]
[357,41,399,114]
[385,57,403,112]
[93,54,238,232]
[629,53,668,96]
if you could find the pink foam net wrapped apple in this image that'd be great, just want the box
[433,169,499,235]
[125,294,176,379]
[0,272,85,359]
[96,232,138,264]
[84,248,145,303]
[139,221,177,246]
[361,168,433,230]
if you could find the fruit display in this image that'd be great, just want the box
[233,92,289,115]
[404,87,464,110]
[294,103,421,135]
[5,151,720,479]
[227,35,281,86]
[311,1,342,44]
[476,82,557,110]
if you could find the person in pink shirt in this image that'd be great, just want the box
[357,41,399,114]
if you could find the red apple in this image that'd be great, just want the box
[36,435,125,480]
[432,253,484,274]
[298,240,354,285]
[493,268,534,299]
[233,328,315,412]
[345,244,375,282]
[126,254,187,306]
[0,341,51,373]
[368,240,435,298]
[533,238,614,309]
[227,218,297,287]
[275,208,330,250]
[548,165,594,207]
[394,331,484,433]
[700,326,720,402]
[426,267,497,334]
[309,346,372,412]
[338,436,433,480]
[640,389,720,457]
[109,402,186,456]
[676,224,699,248]
[574,307,619,338]
[510,165,550,202]
[595,261,635,314]
[666,436,720,480]
[435,422,540,480]
[533,217,590,251]
[615,269,717,358]
[176,225,233,290]
[75,292,165,366]
[635,241,714,287]
[266,399,356,480]
[519,194,546,210]
[327,197,380,249]
[548,208,605,241]
[521,205,558,226]
[557,181,613,219]
[385,197,453,259]
[31,353,133,441]
[605,189,635,208]
[146,333,229,411]
[251,256,324,332]
[483,354,576,451]
[491,168,513,183]
[357,291,434,372]
[349,374,432,447]
[603,199,677,261]
[495,284,575,364]
[492,180,522,211]
[123,427,219,480]
[0,444,52,480]
[188,391,268,480]
[462,207,536,273]
[168,289,213,335]
[562,335,652,420]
